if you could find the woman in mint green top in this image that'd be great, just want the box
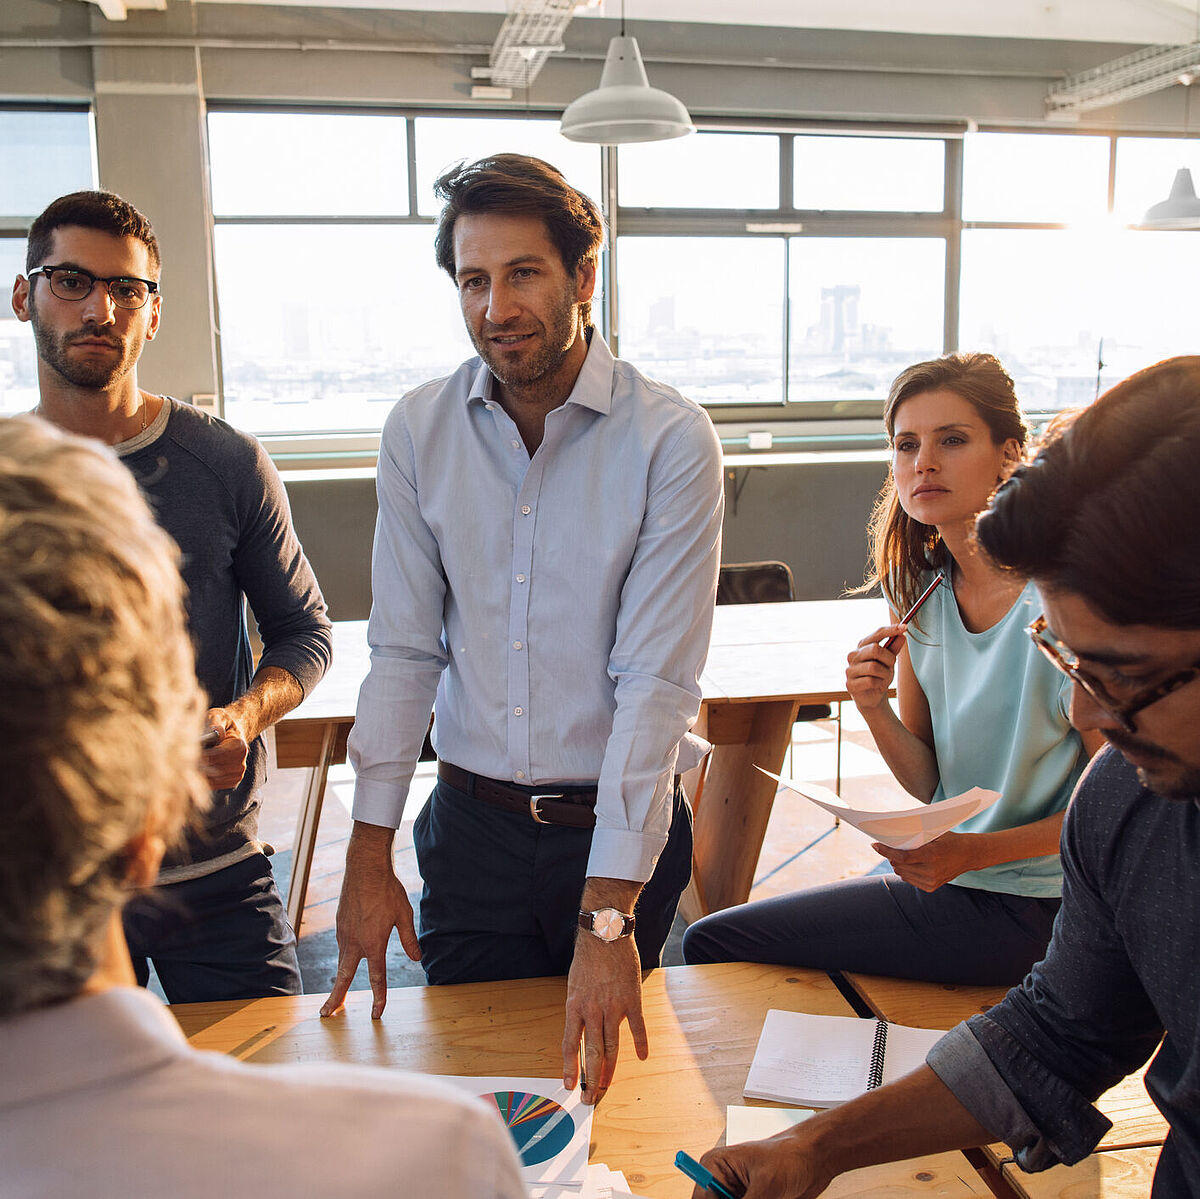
[684,353,1103,985]
[906,572,1079,896]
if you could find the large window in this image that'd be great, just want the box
[613,132,949,411]
[960,130,1200,405]
[788,238,945,403]
[209,111,599,435]
[207,112,1200,438]
[793,135,944,212]
[617,237,784,404]
[619,132,779,208]
[0,107,96,417]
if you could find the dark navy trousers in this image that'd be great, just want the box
[682,872,1060,987]
[414,775,693,984]
[123,851,301,1002]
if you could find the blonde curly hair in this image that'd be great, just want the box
[0,415,209,1015]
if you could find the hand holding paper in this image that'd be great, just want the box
[755,768,999,851]
[871,832,980,892]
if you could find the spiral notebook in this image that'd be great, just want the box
[743,1010,944,1108]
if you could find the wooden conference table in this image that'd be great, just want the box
[842,971,1168,1199]
[172,962,989,1198]
[275,599,889,932]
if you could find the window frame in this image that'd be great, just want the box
[0,103,97,422]
[202,106,1200,459]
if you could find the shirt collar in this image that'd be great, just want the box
[467,329,615,417]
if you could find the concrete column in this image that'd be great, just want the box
[91,43,218,407]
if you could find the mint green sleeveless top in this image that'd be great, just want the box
[905,574,1086,897]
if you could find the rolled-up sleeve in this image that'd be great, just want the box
[926,769,1163,1174]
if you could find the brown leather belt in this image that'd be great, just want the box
[437,761,597,829]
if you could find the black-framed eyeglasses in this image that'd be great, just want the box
[1027,615,1200,734]
[27,265,159,310]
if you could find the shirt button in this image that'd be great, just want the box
[521,505,531,515]
[513,706,523,716]
[511,440,521,449]
[516,573,526,583]
[515,770,526,780]
[513,640,523,650]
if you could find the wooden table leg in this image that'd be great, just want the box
[677,706,711,925]
[286,722,338,935]
[690,698,800,917]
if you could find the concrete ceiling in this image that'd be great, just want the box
[78,0,1200,45]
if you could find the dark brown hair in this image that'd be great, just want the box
[26,190,160,274]
[433,154,603,326]
[856,352,1029,622]
[978,355,1200,630]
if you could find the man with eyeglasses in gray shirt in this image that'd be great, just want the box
[12,190,331,1004]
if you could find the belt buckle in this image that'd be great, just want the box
[530,793,563,824]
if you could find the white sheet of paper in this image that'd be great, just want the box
[755,768,1000,850]
[726,1104,814,1144]
[534,1164,648,1199]
[435,1076,591,1189]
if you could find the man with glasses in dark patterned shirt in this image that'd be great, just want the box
[11,191,332,1004]
[688,357,1200,1199]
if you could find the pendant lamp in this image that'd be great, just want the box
[560,33,694,144]
[1140,165,1200,228]
[1140,28,1200,230]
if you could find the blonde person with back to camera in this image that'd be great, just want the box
[0,415,525,1199]
[685,352,1104,986]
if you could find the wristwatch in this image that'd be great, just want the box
[578,907,637,943]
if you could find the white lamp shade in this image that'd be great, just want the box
[1141,167,1200,229]
[560,35,694,144]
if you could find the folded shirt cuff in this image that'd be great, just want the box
[927,1025,1051,1166]
[927,1022,1103,1175]
[585,828,664,884]
[350,776,409,829]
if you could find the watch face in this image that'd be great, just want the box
[593,908,624,942]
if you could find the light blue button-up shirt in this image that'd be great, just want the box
[349,333,723,881]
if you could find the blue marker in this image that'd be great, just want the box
[674,1150,739,1199]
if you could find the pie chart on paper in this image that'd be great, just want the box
[482,1090,576,1167]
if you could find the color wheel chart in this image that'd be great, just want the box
[483,1090,576,1167]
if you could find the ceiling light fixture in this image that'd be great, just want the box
[559,0,693,144]
[1141,3,1200,229]
[1141,165,1200,228]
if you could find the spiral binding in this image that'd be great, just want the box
[866,1018,889,1090]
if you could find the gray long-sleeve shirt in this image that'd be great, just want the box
[117,399,331,874]
[927,746,1199,1195]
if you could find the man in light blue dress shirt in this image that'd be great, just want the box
[320,155,724,1106]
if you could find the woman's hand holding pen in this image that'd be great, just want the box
[845,625,906,712]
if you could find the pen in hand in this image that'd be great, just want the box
[881,571,945,652]
[675,1150,739,1199]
